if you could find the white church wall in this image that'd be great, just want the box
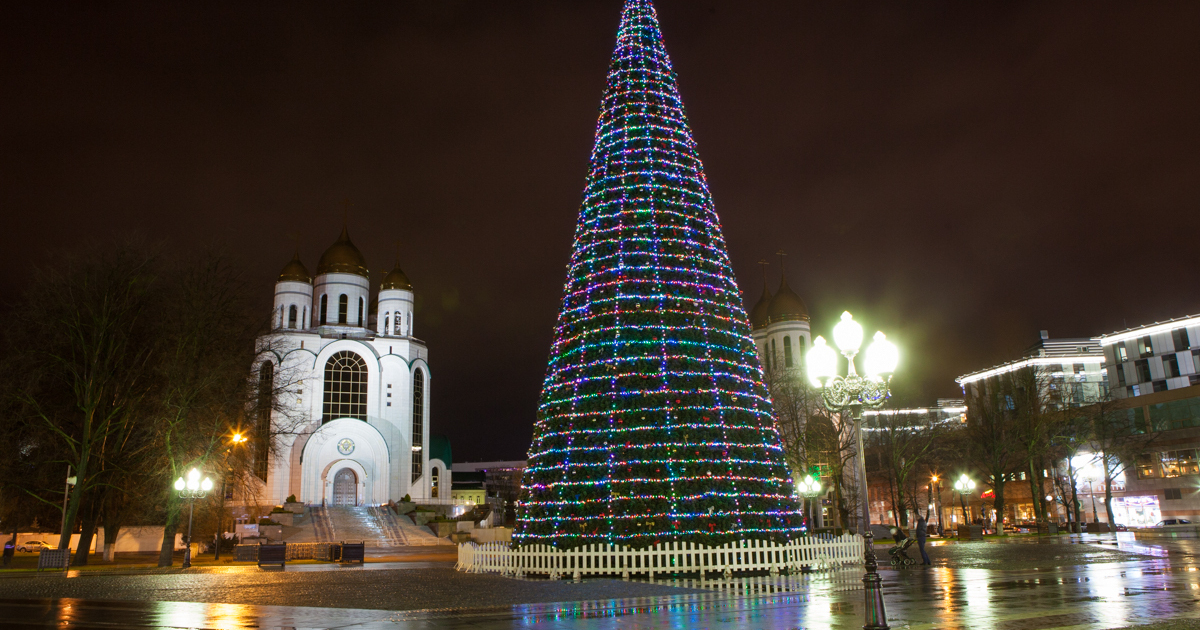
[312,272,370,327]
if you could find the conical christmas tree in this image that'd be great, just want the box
[514,0,801,548]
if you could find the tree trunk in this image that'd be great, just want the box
[102,507,123,562]
[157,504,181,567]
[1027,460,1043,525]
[992,476,1007,535]
[73,514,97,566]
[1103,471,1117,526]
[1067,459,1082,530]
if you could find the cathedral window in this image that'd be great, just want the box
[384,315,390,335]
[320,295,328,325]
[784,336,793,368]
[431,466,440,498]
[412,368,425,483]
[338,294,348,324]
[288,305,298,329]
[394,311,401,335]
[322,351,368,422]
[255,361,274,481]
[770,339,777,371]
[358,297,364,327]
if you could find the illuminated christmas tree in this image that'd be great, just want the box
[514,0,801,548]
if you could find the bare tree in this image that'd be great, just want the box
[1084,395,1158,526]
[964,371,1026,534]
[867,409,948,528]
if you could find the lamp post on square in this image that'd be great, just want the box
[174,468,213,569]
[807,311,899,630]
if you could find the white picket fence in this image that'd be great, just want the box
[456,533,863,580]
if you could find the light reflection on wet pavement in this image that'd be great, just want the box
[2,535,1198,629]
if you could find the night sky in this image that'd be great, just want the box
[3,1,1198,462]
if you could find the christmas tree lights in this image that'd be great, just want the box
[514,0,802,548]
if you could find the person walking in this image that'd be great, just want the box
[916,514,932,565]
[3,535,15,568]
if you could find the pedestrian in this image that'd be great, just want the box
[3,535,14,568]
[916,515,931,565]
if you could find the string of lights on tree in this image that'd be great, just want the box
[514,0,802,548]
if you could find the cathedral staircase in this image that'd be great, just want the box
[305,506,450,547]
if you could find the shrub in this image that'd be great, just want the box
[286,494,297,503]
[258,518,281,527]
[402,494,411,503]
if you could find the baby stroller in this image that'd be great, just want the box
[888,537,917,567]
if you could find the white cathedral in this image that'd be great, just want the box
[749,266,812,374]
[252,227,449,507]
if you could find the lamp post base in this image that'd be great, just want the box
[861,529,889,630]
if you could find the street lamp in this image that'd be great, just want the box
[808,311,898,630]
[213,432,247,561]
[930,475,941,535]
[174,467,213,569]
[798,473,823,531]
[954,474,976,528]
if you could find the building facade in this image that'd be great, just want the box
[251,228,448,507]
[1097,314,1200,525]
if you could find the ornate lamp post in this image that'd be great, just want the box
[174,468,213,569]
[954,474,976,527]
[807,311,898,630]
[798,473,823,531]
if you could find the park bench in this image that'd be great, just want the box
[37,548,71,571]
[257,542,286,568]
[340,541,365,564]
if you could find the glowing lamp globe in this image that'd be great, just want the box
[864,331,899,378]
[201,478,214,492]
[832,311,864,354]
[806,336,838,387]
[174,478,185,491]
[186,468,201,491]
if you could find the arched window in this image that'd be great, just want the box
[394,311,401,336]
[338,294,348,324]
[384,314,390,336]
[770,339,777,371]
[358,297,365,327]
[784,336,793,368]
[255,361,274,481]
[412,368,424,483]
[320,295,328,325]
[431,466,440,498]
[288,305,298,329]
[323,351,367,422]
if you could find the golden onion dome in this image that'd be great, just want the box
[381,262,413,291]
[277,254,311,284]
[767,276,810,324]
[316,226,369,278]
[750,285,773,330]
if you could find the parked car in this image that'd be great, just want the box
[1153,519,1193,527]
[16,540,55,553]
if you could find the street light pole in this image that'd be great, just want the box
[807,311,899,630]
[174,468,213,569]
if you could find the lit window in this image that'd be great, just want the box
[1172,328,1191,352]
[322,351,367,422]
[412,368,425,483]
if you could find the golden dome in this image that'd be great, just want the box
[767,276,810,324]
[381,262,413,291]
[750,285,772,330]
[277,254,311,283]
[316,227,368,278]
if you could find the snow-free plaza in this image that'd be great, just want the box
[3,0,1200,629]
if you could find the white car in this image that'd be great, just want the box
[16,540,56,553]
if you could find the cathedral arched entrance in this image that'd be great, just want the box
[298,418,392,505]
[332,468,358,506]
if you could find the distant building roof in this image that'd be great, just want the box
[1097,313,1200,346]
[452,460,526,473]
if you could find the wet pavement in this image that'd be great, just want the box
[2,534,1198,629]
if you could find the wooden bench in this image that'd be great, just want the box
[340,541,365,564]
[257,542,287,568]
[37,549,71,571]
